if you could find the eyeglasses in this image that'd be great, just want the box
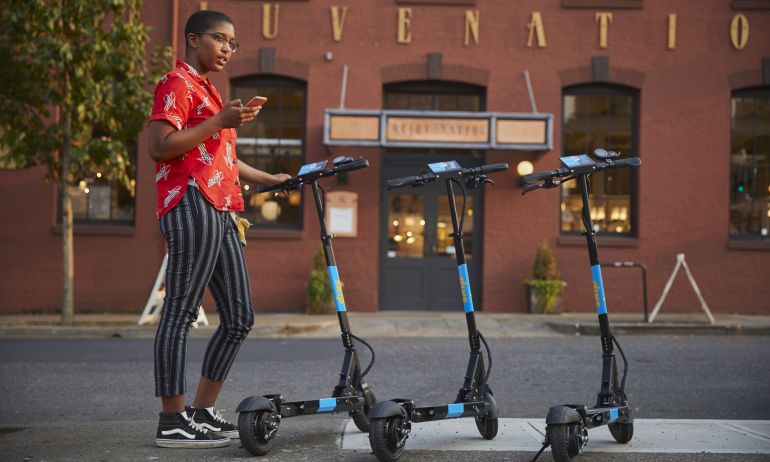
[196,32,239,53]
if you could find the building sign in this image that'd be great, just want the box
[324,109,552,150]
[325,191,358,238]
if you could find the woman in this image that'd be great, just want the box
[147,10,290,448]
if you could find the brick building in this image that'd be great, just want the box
[1,0,768,315]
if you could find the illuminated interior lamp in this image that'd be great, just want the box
[260,200,281,221]
[516,160,534,187]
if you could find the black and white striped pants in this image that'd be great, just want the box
[154,186,254,397]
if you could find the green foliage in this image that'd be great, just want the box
[531,239,560,280]
[525,239,565,314]
[306,248,334,315]
[526,279,566,314]
[0,0,171,186]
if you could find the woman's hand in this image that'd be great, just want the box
[215,99,260,129]
[270,173,292,186]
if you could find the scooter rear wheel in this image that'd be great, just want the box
[369,416,409,462]
[474,392,498,439]
[238,409,278,456]
[609,421,634,444]
[350,387,376,432]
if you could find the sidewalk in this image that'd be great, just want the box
[1,311,769,339]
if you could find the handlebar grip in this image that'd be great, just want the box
[520,169,556,185]
[333,158,369,174]
[255,180,291,194]
[611,157,641,168]
[387,175,421,190]
[479,163,509,174]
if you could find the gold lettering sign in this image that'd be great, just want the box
[495,120,546,145]
[199,1,208,10]
[595,12,612,49]
[398,8,412,44]
[263,4,279,40]
[730,14,749,50]
[330,6,348,42]
[465,10,479,46]
[527,12,547,48]
[387,118,489,143]
[667,14,677,50]
[329,116,380,141]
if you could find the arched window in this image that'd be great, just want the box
[231,76,306,229]
[561,85,639,236]
[730,87,770,239]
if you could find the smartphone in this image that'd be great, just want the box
[245,96,268,108]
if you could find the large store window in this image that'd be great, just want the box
[61,147,137,225]
[561,85,638,236]
[730,88,770,239]
[231,76,306,229]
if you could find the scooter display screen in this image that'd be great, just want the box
[297,160,328,176]
[427,161,462,174]
[560,154,596,172]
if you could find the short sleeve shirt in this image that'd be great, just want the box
[150,61,244,218]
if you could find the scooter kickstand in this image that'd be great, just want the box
[530,439,550,462]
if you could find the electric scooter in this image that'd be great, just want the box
[368,160,508,462]
[235,156,377,456]
[521,149,641,462]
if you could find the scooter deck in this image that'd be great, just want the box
[390,398,490,423]
[559,403,632,429]
[261,395,365,418]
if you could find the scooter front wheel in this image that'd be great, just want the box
[547,422,587,462]
[238,409,279,456]
[609,421,634,444]
[474,392,498,439]
[369,416,410,462]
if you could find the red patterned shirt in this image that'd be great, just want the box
[150,61,244,218]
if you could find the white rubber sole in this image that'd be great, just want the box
[213,429,239,439]
[155,437,231,448]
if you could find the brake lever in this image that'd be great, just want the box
[521,183,544,195]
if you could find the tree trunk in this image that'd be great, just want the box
[60,109,74,326]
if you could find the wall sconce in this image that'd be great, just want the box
[516,160,534,187]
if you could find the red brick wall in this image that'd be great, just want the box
[1,0,768,314]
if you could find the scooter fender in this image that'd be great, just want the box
[236,395,276,413]
[368,400,408,419]
[545,405,582,425]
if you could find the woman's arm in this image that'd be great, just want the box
[237,159,292,186]
[148,100,258,163]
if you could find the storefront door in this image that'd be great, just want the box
[380,154,483,310]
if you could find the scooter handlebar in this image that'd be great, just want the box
[464,163,509,176]
[386,174,434,190]
[330,157,369,175]
[256,157,370,193]
[521,168,567,185]
[606,157,641,168]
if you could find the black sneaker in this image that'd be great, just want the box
[155,411,230,448]
[188,406,240,439]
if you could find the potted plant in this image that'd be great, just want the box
[524,239,566,314]
[306,248,335,314]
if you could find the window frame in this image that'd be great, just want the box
[57,145,138,227]
[729,86,770,241]
[230,75,307,231]
[560,84,640,238]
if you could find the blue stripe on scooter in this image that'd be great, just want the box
[446,403,464,418]
[591,264,608,315]
[318,398,337,412]
[327,266,347,312]
[609,408,619,422]
[458,264,474,313]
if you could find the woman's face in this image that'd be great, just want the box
[189,21,236,73]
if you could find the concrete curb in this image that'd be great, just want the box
[544,321,770,336]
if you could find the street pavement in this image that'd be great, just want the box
[1,310,769,339]
[0,311,769,461]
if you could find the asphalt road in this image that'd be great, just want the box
[1,335,769,461]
